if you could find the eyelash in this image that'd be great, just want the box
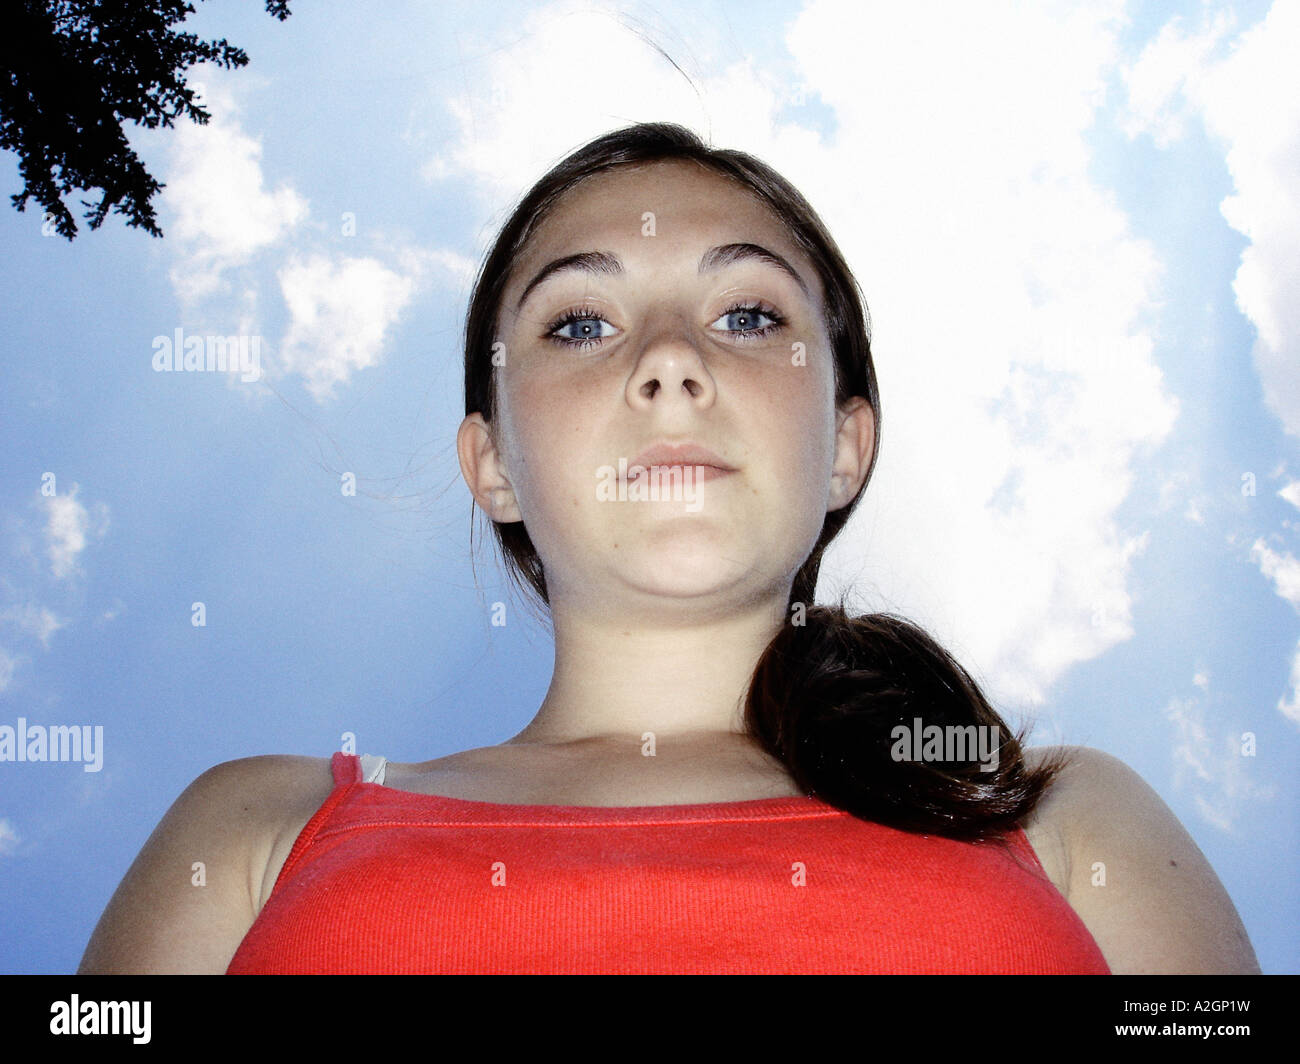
[544,306,611,350]
[716,301,787,340]
[543,301,787,350]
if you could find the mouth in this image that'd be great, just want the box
[621,462,734,486]
[628,441,737,473]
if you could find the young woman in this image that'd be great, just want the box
[79,123,1259,975]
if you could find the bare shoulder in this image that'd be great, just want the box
[79,754,334,975]
[200,753,336,822]
[1022,745,1260,974]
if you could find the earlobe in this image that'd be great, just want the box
[456,413,522,523]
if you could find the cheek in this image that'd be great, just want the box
[500,378,591,517]
[758,362,836,476]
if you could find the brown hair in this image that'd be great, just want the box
[463,122,1066,840]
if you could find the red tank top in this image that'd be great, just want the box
[226,752,1110,974]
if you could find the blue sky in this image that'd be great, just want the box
[0,0,1296,974]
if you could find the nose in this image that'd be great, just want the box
[625,311,717,409]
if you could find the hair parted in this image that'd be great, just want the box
[463,121,1067,841]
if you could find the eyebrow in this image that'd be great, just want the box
[513,242,811,313]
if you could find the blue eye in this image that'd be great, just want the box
[709,303,784,337]
[546,309,619,349]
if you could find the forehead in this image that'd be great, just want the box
[508,159,819,292]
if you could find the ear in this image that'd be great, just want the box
[457,413,522,523]
[827,396,876,512]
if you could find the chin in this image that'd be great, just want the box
[615,554,762,603]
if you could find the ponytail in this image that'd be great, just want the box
[744,600,1068,841]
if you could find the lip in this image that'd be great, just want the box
[627,441,737,473]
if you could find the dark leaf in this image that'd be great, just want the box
[0,0,292,240]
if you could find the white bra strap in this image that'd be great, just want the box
[358,753,388,785]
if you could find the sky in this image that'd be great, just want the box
[0,0,1296,974]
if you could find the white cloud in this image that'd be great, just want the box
[1121,12,1235,147]
[785,0,1176,706]
[1124,3,1300,439]
[0,648,16,695]
[0,603,64,647]
[420,0,1184,709]
[1250,538,1300,608]
[43,486,108,581]
[1157,470,1209,524]
[414,248,479,293]
[160,75,453,402]
[0,817,17,858]
[1249,536,1300,724]
[421,2,713,218]
[277,254,418,400]
[1279,637,1300,724]
[96,600,126,626]
[1164,691,1273,831]
[1126,2,1300,735]
[163,78,308,302]
[1279,479,1300,512]
[1165,694,1214,785]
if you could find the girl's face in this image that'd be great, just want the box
[469,159,871,614]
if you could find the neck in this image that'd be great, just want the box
[505,589,789,748]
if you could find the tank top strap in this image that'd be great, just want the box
[329,752,390,786]
[329,751,361,785]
